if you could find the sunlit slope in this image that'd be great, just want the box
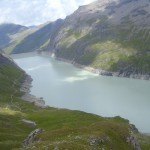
[3,27,37,54]
[53,0,150,76]
[9,19,63,54]
[0,23,27,49]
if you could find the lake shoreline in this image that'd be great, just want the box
[20,72,143,132]
[21,74,47,108]
[13,52,150,134]
[20,74,144,150]
[39,51,150,81]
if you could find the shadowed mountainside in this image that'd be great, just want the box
[0,23,28,49]
[11,19,64,54]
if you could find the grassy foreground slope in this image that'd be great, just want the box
[0,55,150,149]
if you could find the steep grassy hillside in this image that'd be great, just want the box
[3,27,37,54]
[0,23,27,49]
[10,19,63,54]
[1,53,150,149]
[0,22,59,54]
[52,0,150,78]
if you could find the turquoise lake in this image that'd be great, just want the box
[13,54,150,133]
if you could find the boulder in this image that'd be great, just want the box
[127,135,141,150]
[23,128,44,147]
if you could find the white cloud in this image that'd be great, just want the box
[76,0,96,5]
[0,0,96,26]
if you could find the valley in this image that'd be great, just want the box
[1,52,150,149]
[0,0,150,149]
[1,0,150,80]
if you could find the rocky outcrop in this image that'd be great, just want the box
[88,136,110,146]
[22,119,37,128]
[21,74,47,108]
[34,97,46,108]
[22,93,46,108]
[23,129,44,147]
[126,124,141,150]
[127,135,141,150]
[20,75,32,93]
[99,70,150,80]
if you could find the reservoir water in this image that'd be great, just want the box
[13,54,150,133]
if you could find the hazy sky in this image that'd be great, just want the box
[0,0,96,26]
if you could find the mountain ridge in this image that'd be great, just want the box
[0,23,28,49]
[52,0,150,79]
[1,0,150,79]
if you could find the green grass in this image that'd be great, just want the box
[26,111,132,150]
[88,41,150,72]
[56,30,150,73]
[54,18,150,75]
[0,55,150,150]
[3,28,36,54]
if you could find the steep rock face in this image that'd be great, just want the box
[51,0,150,78]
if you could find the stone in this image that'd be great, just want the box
[23,128,44,147]
[34,99,46,108]
[126,135,141,150]
[89,136,110,146]
[22,119,36,127]
[129,124,139,133]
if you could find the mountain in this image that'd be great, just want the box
[9,19,63,53]
[2,24,38,54]
[0,23,28,49]
[52,0,150,79]
[2,0,150,79]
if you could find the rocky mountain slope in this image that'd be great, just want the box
[1,0,150,79]
[0,23,28,49]
[2,20,64,54]
[0,23,40,54]
[1,52,150,149]
[52,0,150,79]
[11,19,63,54]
